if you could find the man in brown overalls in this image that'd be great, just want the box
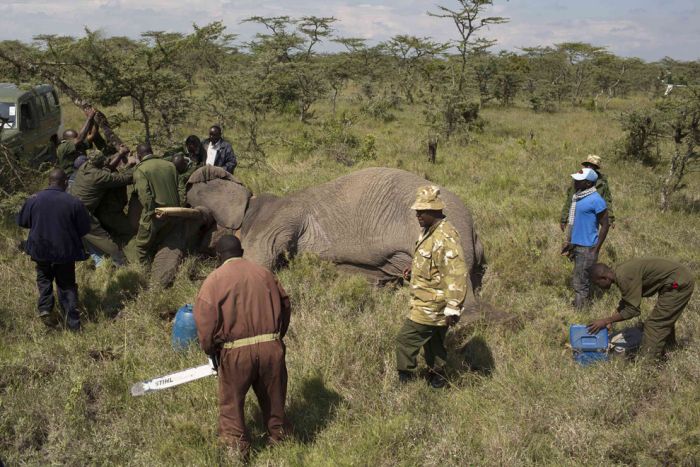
[194,235,292,458]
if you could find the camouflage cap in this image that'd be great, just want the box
[88,149,106,166]
[581,154,602,169]
[411,185,445,210]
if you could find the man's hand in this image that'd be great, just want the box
[118,144,129,156]
[402,267,411,281]
[587,318,609,334]
[560,222,566,232]
[445,315,460,327]
[85,107,97,119]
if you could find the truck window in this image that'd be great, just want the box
[46,91,59,109]
[20,103,36,130]
[38,95,49,116]
[0,102,17,129]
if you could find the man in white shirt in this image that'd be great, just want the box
[201,125,237,174]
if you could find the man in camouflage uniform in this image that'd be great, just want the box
[125,143,183,286]
[560,154,615,230]
[56,108,97,176]
[396,186,472,389]
[69,145,138,264]
[588,258,695,361]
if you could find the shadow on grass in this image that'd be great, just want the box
[287,375,343,444]
[461,336,496,376]
[82,268,145,321]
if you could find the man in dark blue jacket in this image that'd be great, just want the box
[17,168,91,330]
[201,125,237,174]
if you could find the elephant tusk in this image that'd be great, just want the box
[155,207,203,220]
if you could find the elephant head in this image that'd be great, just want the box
[186,166,252,230]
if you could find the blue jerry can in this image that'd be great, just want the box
[172,304,198,351]
[569,325,608,366]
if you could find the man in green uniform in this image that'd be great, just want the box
[125,143,183,286]
[56,108,97,176]
[396,186,473,388]
[588,258,695,360]
[69,145,137,264]
[171,152,200,206]
[560,155,615,231]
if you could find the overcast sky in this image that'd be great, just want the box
[1,0,698,61]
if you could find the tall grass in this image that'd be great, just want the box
[1,96,698,466]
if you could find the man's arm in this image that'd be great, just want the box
[133,170,154,213]
[74,201,92,237]
[16,196,34,228]
[193,292,220,355]
[587,310,626,334]
[222,142,237,174]
[275,277,292,338]
[75,108,97,145]
[593,209,610,256]
[598,180,615,224]
[560,184,575,230]
[435,232,469,323]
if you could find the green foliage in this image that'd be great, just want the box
[616,109,659,165]
[1,94,700,466]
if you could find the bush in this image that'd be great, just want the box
[615,109,659,165]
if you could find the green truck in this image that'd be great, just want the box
[0,83,62,164]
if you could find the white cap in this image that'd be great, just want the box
[571,167,598,182]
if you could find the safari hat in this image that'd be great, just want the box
[571,167,598,182]
[411,185,445,210]
[581,154,601,169]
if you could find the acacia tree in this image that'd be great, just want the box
[657,87,700,210]
[2,24,231,147]
[243,15,336,122]
[426,0,508,138]
[384,35,447,103]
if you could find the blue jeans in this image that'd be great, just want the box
[571,246,598,309]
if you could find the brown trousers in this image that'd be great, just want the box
[218,340,289,455]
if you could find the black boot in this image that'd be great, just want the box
[398,370,413,384]
[428,372,446,389]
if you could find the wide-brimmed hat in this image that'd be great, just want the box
[571,167,598,182]
[581,154,601,169]
[411,185,445,210]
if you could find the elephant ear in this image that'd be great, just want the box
[186,166,252,230]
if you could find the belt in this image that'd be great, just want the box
[222,333,280,349]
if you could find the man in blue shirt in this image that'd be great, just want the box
[17,168,91,330]
[563,168,610,309]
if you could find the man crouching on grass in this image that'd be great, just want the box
[396,186,473,389]
[193,235,292,460]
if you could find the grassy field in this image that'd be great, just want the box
[1,94,699,466]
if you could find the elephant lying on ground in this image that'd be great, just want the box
[186,166,486,291]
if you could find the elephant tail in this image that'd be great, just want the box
[471,228,486,292]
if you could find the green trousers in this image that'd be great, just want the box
[125,213,184,287]
[396,319,448,372]
[641,282,695,359]
[83,214,126,265]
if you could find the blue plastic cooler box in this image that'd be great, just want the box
[569,325,608,365]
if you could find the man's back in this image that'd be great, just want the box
[17,187,90,262]
[616,258,694,301]
[134,157,179,209]
[195,258,290,352]
[70,162,133,213]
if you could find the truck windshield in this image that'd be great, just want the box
[0,102,17,129]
